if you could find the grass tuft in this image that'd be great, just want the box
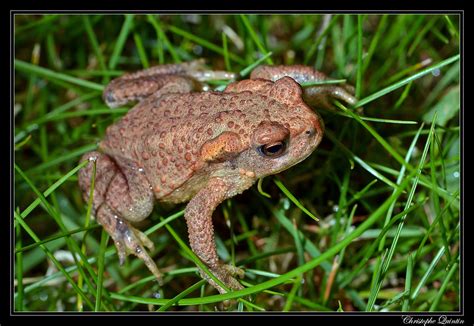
[14,14,460,312]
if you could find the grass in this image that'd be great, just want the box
[14,14,460,312]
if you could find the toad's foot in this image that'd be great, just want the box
[97,204,163,284]
[183,59,237,84]
[302,82,357,110]
[200,263,245,294]
[250,64,357,110]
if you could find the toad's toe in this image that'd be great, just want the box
[199,264,245,294]
[98,205,163,283]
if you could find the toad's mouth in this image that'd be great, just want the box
[271,146,315,175]
[259,139,321,177]
[272,124,324,174]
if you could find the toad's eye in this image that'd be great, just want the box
[258,141,286,157]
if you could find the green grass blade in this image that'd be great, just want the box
[304,15,339,65]
[15,216,24,311]
[362,15,388,73]
[82,16,107,83]
[78,155,96,310]
[95,230,109,311]
[15,225,100,254]
[351,156,400,190]
[108,15,134,69]
[221,31,231,71]
[239,51,273,77]
[444,15,459,39]
[145,210,184,236]
[331,170,350,249]
[15,15,60,33]
[31,108,128,122]
[431,25,450,44]
[25,143,97,174]
[157,280,206,311]
[356,15,363,98]
[291,219,305,268]
[410,246,445,302]
[336,114,417,125]
[240,15,273,65]
[338,199,426,289]
[384,58,432,87]
[17,247,112,297]
[256,178,272,198]
[378,123,424,250]
[14,210,95,310]
[402,252,414,311]
[283,274,303,312]
[347,179,378,205]
[234,171,411,304]
[274,178,319,221]
[355,54,460,108]
[429,260,458,311]
[147,15,180,63]
[431,133,451,261]
[15,92,99,143]
[326,130,402,191]
[17,160,89,219]
[266,201,332,273]
[414,192,459,262]
[335,102,415,173]
[408,17,438,57]
[15,59,104,91]
[134,32,150,69]
[166,24,246,65]
[15,163,113,310]
[423,62,459,109]
[46,33,62,70]
[394,81,413,109]
[237,247,293,267]
[366,116,436,311]
[368,162,458,207]
[382,119,436,275]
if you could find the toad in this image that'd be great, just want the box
[78,59,356,293]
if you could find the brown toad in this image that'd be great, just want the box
[78,59,356,293]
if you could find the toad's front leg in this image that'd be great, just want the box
[185,178,245,294]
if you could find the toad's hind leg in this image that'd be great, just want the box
[104,75,199,108]
[103,59,236,108]
[78,152,162,282]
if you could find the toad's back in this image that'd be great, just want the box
[99,90,274,200]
